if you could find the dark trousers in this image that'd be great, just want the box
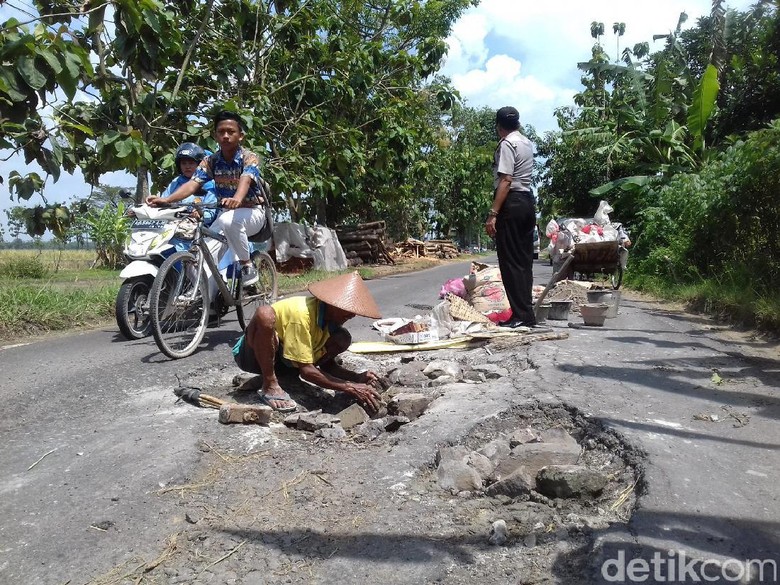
[495,190,536,324]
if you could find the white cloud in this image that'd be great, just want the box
[442,0,755,132]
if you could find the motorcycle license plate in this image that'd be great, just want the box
[132,219,167,230]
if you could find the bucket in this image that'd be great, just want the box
[535,303,551,323]
[587,289,621,318]
[548,300,572,321]
[606,291,621,318]
[580,303,610,326]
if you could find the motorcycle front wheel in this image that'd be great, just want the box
[149,251,210,359]
[116,276,154,339]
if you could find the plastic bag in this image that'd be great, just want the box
[439,277,467,299]
[594,200,614,226]
[430,301,455,338]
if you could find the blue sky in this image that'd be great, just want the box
[0,0,754,235]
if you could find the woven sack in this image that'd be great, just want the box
[446,293,493,325]
[463,266,510,314]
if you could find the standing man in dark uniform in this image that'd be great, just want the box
[484,106,539,329]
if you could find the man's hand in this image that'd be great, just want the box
[357,370,381,387]
[485,216,497,237]
[221,197,242,210]
[345,383,382,413]
[146,196,166,207]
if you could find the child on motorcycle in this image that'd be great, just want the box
[165,142,218,227]
[146,111,268,287]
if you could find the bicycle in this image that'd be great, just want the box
[148,203,278,359]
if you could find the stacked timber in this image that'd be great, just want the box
[395,238,459,259]
[336,221,394,266]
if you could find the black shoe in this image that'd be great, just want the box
[499,318,526,329]
[524,323,553,332]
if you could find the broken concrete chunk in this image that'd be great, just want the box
[387,393,431,420]
[509,427,541,448]
[436,445,471,466]
[478,439,511,467]
[485,466,534,498]
[387,362,429,386]
[466,451,495,481]
[336,403,370,431]
[470,363,509,379]
[232,373,263,390]
[429,375,457,387]
[463,370,487,383]
[354,420,385,441]
[423,360,463,380]
[536,465,608,498]
[436,460,483,493]
[383,416,410,432]
[539,427,579,448]
[283,412,304,427]
[493,441,581,481]
[488,519,508,546]
[218,403,272,425]
[314,426,348,441]
[297,413,340,432]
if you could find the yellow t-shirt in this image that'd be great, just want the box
[273,296,330,365]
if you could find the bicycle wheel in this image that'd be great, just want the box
[149,251,210,359]
[236,251,278,330]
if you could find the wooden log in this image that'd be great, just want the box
[355,220,386,230]
[218,403,273,425]
[337,233,383,242]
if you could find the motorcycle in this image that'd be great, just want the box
[115,201,191,339]
[116,195,251,339]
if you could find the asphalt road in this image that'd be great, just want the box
[1,258,779,584]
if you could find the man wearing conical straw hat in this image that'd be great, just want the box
[232,271,383,413]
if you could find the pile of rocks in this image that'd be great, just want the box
[280,387,440,442]
[386,359,508,387]
[434,426,607,501]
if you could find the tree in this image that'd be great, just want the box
[1,0,476,240]
[680,2,780,142]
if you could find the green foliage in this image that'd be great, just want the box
[688,64,720,152]
[1,0,475,239]
[0,282,118,338]
[0,255,50,279]
[633,119,780,293]
[83,201,131,269]
[680,3,780,141]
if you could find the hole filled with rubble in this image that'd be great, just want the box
[419,402,645,582]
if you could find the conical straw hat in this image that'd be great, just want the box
[308,271,382,319]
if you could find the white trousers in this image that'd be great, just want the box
[211,207,266,262]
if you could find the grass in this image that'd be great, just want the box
[0,282,118,339]
[625,270,780,334]
[0,249,97,272]
[0,249,119,340]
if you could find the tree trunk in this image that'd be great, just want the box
[135,168,150,204]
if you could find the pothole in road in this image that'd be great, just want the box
[415,402,645,583]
